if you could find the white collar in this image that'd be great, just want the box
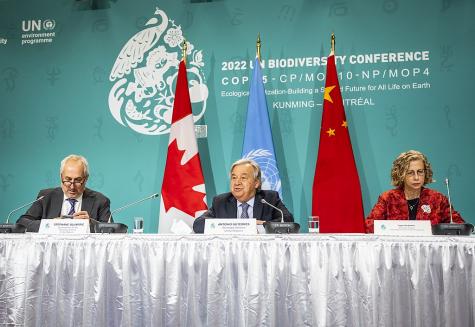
[238,196,255,207]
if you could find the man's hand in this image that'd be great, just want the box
[73,211,90,219]
[256,220,265,225]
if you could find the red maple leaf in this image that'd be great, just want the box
[161,139,208,217]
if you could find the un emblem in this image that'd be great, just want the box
[108,7,208,135]
[243,149,282,193]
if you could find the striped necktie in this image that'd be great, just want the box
[240,202,249,218]
[67,198,77,215]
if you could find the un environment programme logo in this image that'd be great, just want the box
[108,7,208,135]
[21,19,56,46]
[243,149,282,193]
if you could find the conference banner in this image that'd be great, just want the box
[1,0,473,231]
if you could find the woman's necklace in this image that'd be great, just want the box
[408,198,419,211]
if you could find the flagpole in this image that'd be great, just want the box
[331,32,335,56]
[159,37,208,233]
[256,33,261,62]
[182,39,187,63]
[312,32,365,233]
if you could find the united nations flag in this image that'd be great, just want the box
[242,53,282,198]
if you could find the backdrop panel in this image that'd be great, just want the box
[0,0,474,231]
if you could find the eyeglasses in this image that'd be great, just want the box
[62,179,85,187]
[406,169,425,177]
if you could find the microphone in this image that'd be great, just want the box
[261,198,284,223]
[6,195,45,224]
[94,193,159,233]
[107,193,159,222]
[1,195,44,233]
[445,178,453,223]
[260,198,300,234]
[432,178,473,235]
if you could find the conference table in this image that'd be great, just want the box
[1,233,474,327]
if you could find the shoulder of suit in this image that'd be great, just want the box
[83,188,108,199]
[214,192,233,202]
[420,187,444,199]
[39,187,61,196]
[263,190,278,195]
[258,189,278,198]
[380,188,403,200]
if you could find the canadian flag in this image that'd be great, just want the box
[159,60,208,233]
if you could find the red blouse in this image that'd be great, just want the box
[365,187,464,233]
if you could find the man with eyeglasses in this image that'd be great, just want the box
[17,154,112,232]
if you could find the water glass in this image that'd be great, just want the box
[308,216,319,233]
[133,217,144,234]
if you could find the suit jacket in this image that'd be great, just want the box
[17,187,112,232]
[365,187,464,233]
[193,190,294,233]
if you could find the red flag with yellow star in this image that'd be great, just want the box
[312,54,365,233]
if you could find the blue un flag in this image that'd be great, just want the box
[242,57,282,198]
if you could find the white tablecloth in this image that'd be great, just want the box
[1,234,474,327]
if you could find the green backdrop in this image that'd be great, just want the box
[1,0,474,232]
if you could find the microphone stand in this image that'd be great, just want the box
[260,199,300,234]
[94,193,159,234]
[0,196,45,233]
[431,178,473,235]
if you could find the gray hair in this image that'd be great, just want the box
[230,158,261,189]
[60,154,89,178]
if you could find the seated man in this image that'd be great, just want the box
[17,154,112,232]
[193,159,293,233]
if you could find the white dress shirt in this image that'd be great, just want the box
[61,194,83,216]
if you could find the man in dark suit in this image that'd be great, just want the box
[17,154,111,232]
[193,159,293,233]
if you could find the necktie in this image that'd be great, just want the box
[67,198,77,215]
[240,202,249,218]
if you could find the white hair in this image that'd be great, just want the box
[60,154,89,178]
[230,158,261,190]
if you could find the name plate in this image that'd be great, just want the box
[39,219,90,234]
[374,220,432,236]
[204,218,257,235]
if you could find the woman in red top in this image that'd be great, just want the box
[365,150,464,233]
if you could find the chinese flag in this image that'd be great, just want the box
[159,60,208,233]
[312,54,365,233]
